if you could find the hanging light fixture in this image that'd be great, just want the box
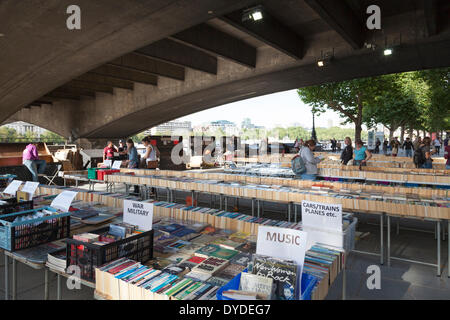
[242,5,264,22]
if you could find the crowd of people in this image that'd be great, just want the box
[102,138,160,169]
[292,134,449,181]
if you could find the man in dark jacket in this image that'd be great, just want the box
[402,137,414,157]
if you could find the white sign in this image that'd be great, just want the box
[3,180,23,196]
[103,159,112,167]
[256,225,308,299]
[301,200,342,232]
[21,181,39,197]
[112,160,122,169]
[51,191,78,212]
[123,200,153,231]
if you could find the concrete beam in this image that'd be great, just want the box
[44,92,80,101]
[136,38,217,75]
[77,73,134,90]
[109,53,185,80]
[304,0,364,49]
[54,86,96,98]
[66,80,114,94]
[171,23,257,68]
[80,38,450,138]
[220,8,304,59]
[90,65,158,86]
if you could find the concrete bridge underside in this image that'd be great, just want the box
[1,0,450,142]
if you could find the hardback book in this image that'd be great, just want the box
[184,270,212,282]
[215,263,245,280]
[222,290,264,300]
[230,252,253,267]
[192,256,229,275]
[211,237,243,250]
[235,241,256,253]
[71,209,99,220]
[252,255,297,300]
[206,276,230,287]
[239,273,274,299]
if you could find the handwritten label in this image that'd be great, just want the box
[301,200,342,232]
[21,181,39,197]
[50,191,78,212]
[3,180,23,196]
[123,200,153,231]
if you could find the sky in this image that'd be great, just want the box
[177,89,352,129]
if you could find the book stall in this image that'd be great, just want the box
[105,170,450,220]
[34,184,353,300]
[106,167,449,273]
[232,153,448,170]
[61,159,122,191]
[1,153,449,301]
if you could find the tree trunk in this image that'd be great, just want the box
[400,126,405,143]
[408,128,413,139]
[354,123,362,142]
[354,98,363,142]
[389,129,394,141]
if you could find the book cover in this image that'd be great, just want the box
[252,255,297,300]
[239,273,273,299]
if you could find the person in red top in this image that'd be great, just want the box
[103,141,118,161]
[445,144,450,170]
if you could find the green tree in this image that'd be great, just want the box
[298,76,394,142]
[130,132,146,143]
[415,67,450,132]
[363,73,424,140]
[0,126,19,142]
[40,130,65,143]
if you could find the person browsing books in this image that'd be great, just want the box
[124,139,139,169]
[353,139,372,167]
[103,141,118,161]
[402,137,414,157]
[22,143,46,182]
[444,143,450,170]
[124,139,140,194]
[340,137,353,165]
[418,137,435,169]
[118,139,128,161]
[141,136,160,168]
[299,140,323,181]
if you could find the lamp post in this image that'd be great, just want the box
[311,112,317,142]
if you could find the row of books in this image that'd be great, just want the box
[318,163,449,179]
[117,168,449,198]
[34,186,346,299]
[106,173,450,219]
[96,217,344,300]
[319,156,448,170]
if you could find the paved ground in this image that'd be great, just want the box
[1,182,448,300]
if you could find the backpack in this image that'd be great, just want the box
[413,146,426,168]
[292,155,306,175]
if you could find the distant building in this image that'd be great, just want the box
[3,121,45,137]
[241,118,265,130]
[206,120,239,135]
[149,120,192,136]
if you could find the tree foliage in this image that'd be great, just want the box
[298,67,450,139]
[297,77,380,141]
